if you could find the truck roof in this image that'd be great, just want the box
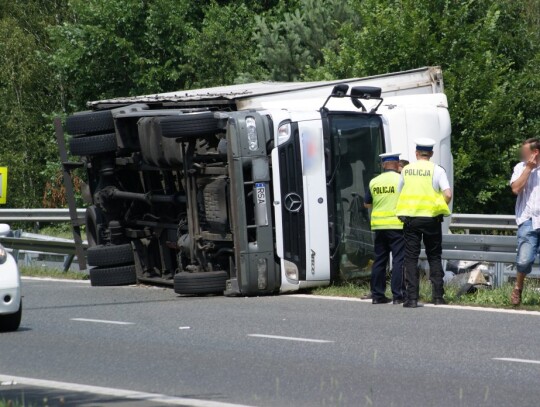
[89,66,443,110]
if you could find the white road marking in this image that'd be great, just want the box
[248,334,334,343]
[0,374,254,407]
[22,276,90,283]
[291,294,540,316]
[71,318,134,325]
[493,358,540,365]
[178,326,191,330]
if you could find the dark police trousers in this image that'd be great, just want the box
[371,229,405,301]
[402,217,444,301]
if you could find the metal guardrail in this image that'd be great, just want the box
[0,208,85,223]
[450,214,516,231]
[440,234,516,263]
[0,232,87,255]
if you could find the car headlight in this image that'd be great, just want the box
[0,244,8,264]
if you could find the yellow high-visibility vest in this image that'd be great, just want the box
[396,160,451,217]
[369,171,403,230]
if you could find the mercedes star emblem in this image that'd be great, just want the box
[284,192,303,213]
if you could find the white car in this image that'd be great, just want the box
[0,224,21,332]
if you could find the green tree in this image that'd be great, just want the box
[254,0,357,81]
[183,2,263,88]
[49,0,202,107]
[0,1,68,207]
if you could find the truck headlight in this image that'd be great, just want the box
[278,123,291,145]
[246,117,258,151]
[284,260,298,282]
[0,244,8,264]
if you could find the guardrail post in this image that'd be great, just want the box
[54,117,87,271]
[494,262,505,288]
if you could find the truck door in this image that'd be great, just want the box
[323,112,385,281]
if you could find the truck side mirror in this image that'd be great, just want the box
[331,84,349,97]
[351,98,366,112]
[350,86,383,113]
[350,86,382,99]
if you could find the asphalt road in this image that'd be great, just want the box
[1,279,540,407]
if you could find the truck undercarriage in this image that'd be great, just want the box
[64,104,279,296]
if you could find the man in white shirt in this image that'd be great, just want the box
[509,138,540,305]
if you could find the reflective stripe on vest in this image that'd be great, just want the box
[369,171,403,230]
[396,160,451,217]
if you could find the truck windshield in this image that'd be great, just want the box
[329,113,384,279]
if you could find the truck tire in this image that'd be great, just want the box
[86,205,104,247]
[69,133,117,156]
[0,301,21,332]
[66,110,115,135]
[158,112,220,139]
[87,244,134,267]
[89,265,137,286]
[174,271,228,295]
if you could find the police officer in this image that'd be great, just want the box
[364,153,406,304]
[396,139,452,308]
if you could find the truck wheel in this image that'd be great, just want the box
[0,301,21,332]
[158,112,220,139]
[69,133,117,156]
[66,110,115,135]
[174,271,228,295]
[86,206,104,247]
[89,265,137,286]
[87,244,134,267]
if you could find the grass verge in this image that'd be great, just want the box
[20,265,88,280]
[310,279,540,311]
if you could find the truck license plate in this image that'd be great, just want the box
[255,183,266,204]
[254,183,268,226]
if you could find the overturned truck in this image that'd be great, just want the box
[60,67,452,296]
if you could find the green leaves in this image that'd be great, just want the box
[254,0,357,81]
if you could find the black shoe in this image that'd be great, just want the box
[372,297,391,305]
[403,300,418,308]
[393,299,405,305]
[433,298,446,305]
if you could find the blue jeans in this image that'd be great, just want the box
[516,219,540,275]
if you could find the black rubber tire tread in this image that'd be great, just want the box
[174,271,228,295]
[158,112,220,139]
[89,265,137,287]
[66,110,115,135]
[69,133,117,156]
[0,301,21,332]
[86,205,104,247]
[87,244,134,267]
